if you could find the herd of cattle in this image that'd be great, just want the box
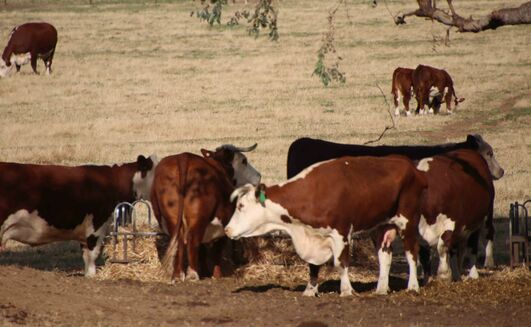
[0,22,504,297]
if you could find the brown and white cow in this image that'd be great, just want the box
[391,67,414,116]
[152,144,261,282]
[416,149,503,282]
[0,22,57,77]
[0,155,157,276]
[226,156,427,296]
[412,64,465,115]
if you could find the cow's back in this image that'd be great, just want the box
[3,22,57,57]
[278,155,426,231]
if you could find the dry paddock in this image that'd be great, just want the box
[0,0,530,326]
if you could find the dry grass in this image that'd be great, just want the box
[0,0,530,282]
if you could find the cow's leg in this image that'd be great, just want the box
[211,237,227,279]
[393,89,400,116]
[15,64,21,72]
[402,227,420,292]
[445,91,453,114]
[466,230,480,279]
[419,243,432,285]
[484,211,495,268]
[337,246,353,297]
[436,231,452,280]
[186,222,208,281]
[81,235,103,277]
[45,48,55,75]
[403,90,411,116]
[450,242,465,281]
[171,237,186,282]
[374,225,395,295]
[302,264,320,297]
[30,52,39,75]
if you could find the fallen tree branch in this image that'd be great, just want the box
[394,0,531,33]
[364,83,396,145]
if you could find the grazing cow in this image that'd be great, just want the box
[412,64,465,115]
[151,144,261,281]
[0,155,157,276]
[226,156,427,296]
[416,149,502,282]
[286,134,504,269]
[391,67,414,116]
[0,22,57,77]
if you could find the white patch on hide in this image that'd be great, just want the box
[202,217,225,243]
[416,158,433,172]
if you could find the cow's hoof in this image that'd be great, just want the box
[374,287,389,295]
[302,284,319,297]
[186,269,200,282]
[467,266,479,280]
[340,289,354,297]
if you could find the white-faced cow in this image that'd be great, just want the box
[152,144,261,282]
[0,155,157,276]
[416,149,503,282]
[0,22,57,77]
[226,156,427,296]
[286,134,503,271]
[391,67,414,116]
[412,64,465,115]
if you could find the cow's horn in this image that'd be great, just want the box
[236,143,257,152]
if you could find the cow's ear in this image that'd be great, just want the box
[137,155,153,171]
[201,149,213,158]
[254,183,266,200]
[466,135,479,149]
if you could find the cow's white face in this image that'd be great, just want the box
[11,52,31,66]
[231,152,261,187]
[225,184,270,239]
[0,59,12,77]
[132,154,159,200]
[472,135,504,180]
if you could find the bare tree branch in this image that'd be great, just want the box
[394,0,531,33]
[364,83,396,145]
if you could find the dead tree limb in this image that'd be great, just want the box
[364,83,396,145]
[394,0,531,33]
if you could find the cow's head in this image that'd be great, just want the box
[201,143,261,187]
[454,97,465,108]
[0,58,13,77]
[225,183,272,240]
[467,134,504,180]
[132,154,159,200]
[428,87,443,113]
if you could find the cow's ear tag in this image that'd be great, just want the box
[258,191,266,207]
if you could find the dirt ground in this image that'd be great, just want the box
[0,263,529,327]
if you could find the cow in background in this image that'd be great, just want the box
[152,144,261,282]
[0,22,57,77]
[0,155,157,276]
[391,67,414,116]
[413,64,465,115]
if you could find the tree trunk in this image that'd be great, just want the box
[395,0,531,33]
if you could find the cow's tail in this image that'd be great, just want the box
[160,155,189,279]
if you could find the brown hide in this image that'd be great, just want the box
[412,64,464,114]
[151,153,235,280]
[421,149,494,246]
[391,67,414,114]
[266,156,426,248]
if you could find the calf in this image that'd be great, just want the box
[391,67,414,116]
[416,149,500,281]
[0,155,157,276]
[412,64,465,115]
[286,134,504,269]
[226,156,427,296]
[0,22,57,77]
[151,144,261,281]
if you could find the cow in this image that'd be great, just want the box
[225,156,427,296]
[0,22,58,77]
[391,67,414,116]
[416,149,501,282]
[151,144,261,282]
[0,155,157,276]
[286,135,504,270]
[412,64,465,115]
